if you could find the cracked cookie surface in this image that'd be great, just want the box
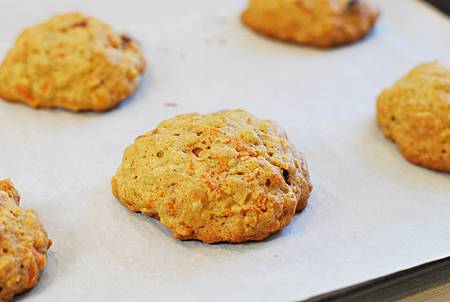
[0,179,51,302]
[377,62,450,172]
[112,109,312,243]
[242,0,379,48]
[0,13,145,112]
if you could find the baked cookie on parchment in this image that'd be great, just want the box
[242,0,379,48]
[377,62,450,172]
[0,179,52,302]
[0,13,145,112]
[112,109,312,243]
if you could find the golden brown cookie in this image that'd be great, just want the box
[0,13,145,112]
[377,62,450,172]
[112,109,312,243]
[0,179,52,302]
[241,0,379,48]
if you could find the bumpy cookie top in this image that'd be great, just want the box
[0,179,51,302]
[0,13,145,112]
[377,62,450,172]
[112,109,312,243]
[242,0,379,47]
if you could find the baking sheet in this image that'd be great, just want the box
[0,0,449,301]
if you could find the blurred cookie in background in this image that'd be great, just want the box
[0,179,52,302]
[242,0,379,48]
[0,13,145,112]
[377,62,450,172]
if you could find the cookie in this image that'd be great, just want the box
[112,109,312,243]
[241,0,379,48]
[377,62,450,172]
[0,13,145,112]
[0,179,52,301]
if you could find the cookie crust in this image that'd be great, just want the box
[0,179,52,302]
[0,13,145,112]
[242,0,379,48]
[377,62,450,172]
[112,109,312,243]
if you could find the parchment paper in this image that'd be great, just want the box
[0,0,449,301]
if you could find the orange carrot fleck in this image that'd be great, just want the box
[16,85,33,101]
[216,159,228,173]
[40,81,49,93]
[187,159,195,175]
[167,199,177,215]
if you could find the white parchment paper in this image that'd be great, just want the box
[0,0,449,301]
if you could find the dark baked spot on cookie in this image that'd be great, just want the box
[121,34,131,43]
[61,20,88,32]
[121,34,133,47]
[346,0,360,13]
[71,20,88,28]
[192,147,202,157]
[282,169,291,185]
